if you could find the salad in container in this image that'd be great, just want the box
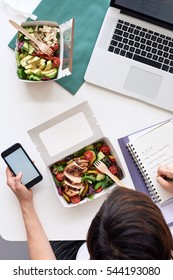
[50,141,124,205]
[15,20,74,82]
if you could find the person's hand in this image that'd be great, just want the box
[157,166,173,194]
[6,167,33,207]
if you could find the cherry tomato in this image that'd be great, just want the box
[109,165,118,175]
[95,187,103,193]
[53,43,59,51]
[56,172,64,182]
[84,150,95,161]
[52,57,60,67]
[71,194,81,204]
[100,145,110,154]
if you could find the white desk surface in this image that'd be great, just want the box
[1,0,173,241]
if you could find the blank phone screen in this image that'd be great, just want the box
[5,148,40,185]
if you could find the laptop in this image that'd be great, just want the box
[85,0,173,112]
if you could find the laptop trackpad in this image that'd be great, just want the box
[124,66,163,99]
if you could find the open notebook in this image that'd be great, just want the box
[126,119,173,204]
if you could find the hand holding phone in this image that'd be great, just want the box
[1,143,43,188]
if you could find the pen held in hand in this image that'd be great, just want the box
[162,176,173,182]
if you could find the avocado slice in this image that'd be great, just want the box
[24,27,34,33]
[28,44,35,54]
[24,68,33,75]
[96,174,106,181]
[39,59,46,70]
[97,151,105,160]
[24,64,33,70]
[22,41,29,51]
[25,68,41,76]
[85,144,94,150]
[27,56,40,65]
[19,53,27,60]
[44,60,52,71]
[20,55,32,67]
[41,68,58,79]
[32,69,41,76]
[28,74,41,81]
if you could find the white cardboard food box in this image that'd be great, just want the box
[28,101,124,207]
[16,18,74,81]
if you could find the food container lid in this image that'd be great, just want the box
[28,101,104,166]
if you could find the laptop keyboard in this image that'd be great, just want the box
[108,19,173,73]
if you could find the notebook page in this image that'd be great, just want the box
[128,120,173,204]
[128,122,167,142]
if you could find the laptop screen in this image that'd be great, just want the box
[111,0,173,26]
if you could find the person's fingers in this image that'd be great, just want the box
[157,166,173,179]
[6,167,14,187]
[14,172,23,189]
[6,167,13,178]
[16,171,22,180]
[157,175,173,194]
[157,175,168,187]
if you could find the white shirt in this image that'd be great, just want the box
[76,242,90,260]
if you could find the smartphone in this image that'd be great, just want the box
[1,143,43,188]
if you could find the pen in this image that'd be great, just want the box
[162,176,173,182]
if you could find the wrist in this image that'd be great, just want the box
[19,200,35,214]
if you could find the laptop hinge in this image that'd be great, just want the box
[119,7,173,31]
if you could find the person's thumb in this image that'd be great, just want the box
[15,171,23,183]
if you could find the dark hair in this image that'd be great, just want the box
[87,187,173,259]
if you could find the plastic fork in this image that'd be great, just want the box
[94,160,125,187]
[9,19,53,56]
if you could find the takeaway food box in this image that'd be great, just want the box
[28,101,125,207]
[15,19,74,82]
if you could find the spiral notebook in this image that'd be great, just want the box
[126,119,173,205]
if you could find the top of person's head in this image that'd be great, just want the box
[87,186,173,260]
